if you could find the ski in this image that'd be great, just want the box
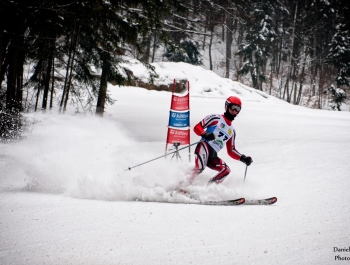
[132,197,245,206]
[173,189,245,206]
[132,197,276,206]
[201,198,245,206]
[244,197,277,205]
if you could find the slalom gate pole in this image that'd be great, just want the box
[124,141,202,171]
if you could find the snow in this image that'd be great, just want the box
[1,62,350,264]
[123,59,285,104]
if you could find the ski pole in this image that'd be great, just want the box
[124,141,202,171]
[243,165,248,184]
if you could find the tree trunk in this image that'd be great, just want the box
[63,45,77,111]
[6,53,18,110]
[318,64,324,109]
[151,34,157,63]
[269,65,273,95]
[34,58,43,112]
[5,28,20,110]
[60,27,76,112]
[278,65,284,98]
[96,60,108,116]
[62,25,80,112]
[50,57,55,109]
[225,16,233,78]
[236,23,245,82]
[285,2,298,103]
[0,25,3,86]
[296,53,307,105]
[284,74,290,101]
[292,59,300,104]
[15,54,24,111]
[142,35,151,64]
[208,26,214,71]
[250,68,258,90]
[202,22,207,51]
[42,52,53,110]
[277,37,282,76]
[222,23,225,42]
[6,23,25,112]
[311,28,317,97]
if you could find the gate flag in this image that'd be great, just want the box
[165,79,191,160]
[170,93,189,111]
[166,127,190,145]
[168,111,190,128]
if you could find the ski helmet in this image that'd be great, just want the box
[224,96,242,120]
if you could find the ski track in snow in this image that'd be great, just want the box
[1,83,350,264]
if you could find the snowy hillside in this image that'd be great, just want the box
[1,63,350,264]
[122,58,285,104]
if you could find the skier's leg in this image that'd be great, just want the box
[192,141,210,175]
[207,157,231,184]
[179,141,210,188]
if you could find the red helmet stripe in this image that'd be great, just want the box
[225,96,242,107]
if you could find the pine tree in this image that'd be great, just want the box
[327,23,350,87]
[328,85,346,110]
[161,3,203,66]
[92,0,187,116]
[236,0,277,91]
[164,39,202,65]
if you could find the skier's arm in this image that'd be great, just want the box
[226,138,241,160]
[194,122,215,140]
[194,115,220,136]
[193,122,205,136]
[227,135,253,165]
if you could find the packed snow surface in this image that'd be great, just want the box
[1,62,350,264]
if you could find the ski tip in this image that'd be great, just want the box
[238,198,245,204]
[269,197,277,204]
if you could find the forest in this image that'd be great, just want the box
[0,0,349,139]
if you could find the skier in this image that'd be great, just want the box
[187,96,253,186]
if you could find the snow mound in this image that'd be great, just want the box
[122,58,287,104]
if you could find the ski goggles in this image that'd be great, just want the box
[229,104,241,112]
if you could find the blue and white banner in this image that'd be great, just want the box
[168,111,190,128]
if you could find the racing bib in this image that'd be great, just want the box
[204,115,234,152]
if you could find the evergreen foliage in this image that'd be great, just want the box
[164,40,202,65]
[0,0,349,132]
[327,23,350,87]
[236,0,277,90]
[328,85,347,111]
[0,0,187,117]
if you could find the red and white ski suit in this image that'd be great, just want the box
[192,114,242,184]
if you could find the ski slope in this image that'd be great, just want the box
[1,62,350,264]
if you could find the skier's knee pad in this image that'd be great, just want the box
[194,142,210,170]
[211,164,230,184]
[194,153,207,171]
[219,164,230,178]
[224,164,231,175]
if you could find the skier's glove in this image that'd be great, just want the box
[201,132,215,141]
[240,155,253,166]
